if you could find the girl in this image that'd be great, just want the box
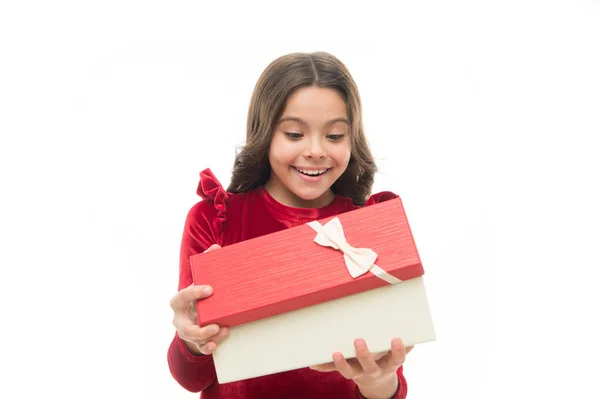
[167,52,412,399]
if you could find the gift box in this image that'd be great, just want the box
[191,197,425,327]
[190,197,436,383]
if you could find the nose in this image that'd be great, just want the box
[305,136,326,159]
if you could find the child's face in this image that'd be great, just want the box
[266,86,351,208]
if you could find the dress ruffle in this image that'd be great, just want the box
[196,168,228,235]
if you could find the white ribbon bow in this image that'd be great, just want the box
[307,218,402,285]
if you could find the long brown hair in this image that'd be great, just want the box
[227,51,377,206]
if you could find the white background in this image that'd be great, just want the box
[1,1,599,398]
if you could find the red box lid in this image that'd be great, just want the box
[190,197,424,328]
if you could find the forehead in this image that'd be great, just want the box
[278,86,349,126]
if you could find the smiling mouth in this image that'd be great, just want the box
[293,166,330,176]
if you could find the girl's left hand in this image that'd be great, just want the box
[309,338,413,387]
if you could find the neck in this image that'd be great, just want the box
[264,180,335,209]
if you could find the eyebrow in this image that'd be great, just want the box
[278,116,350,126]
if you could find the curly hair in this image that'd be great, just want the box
[227,52,377,206]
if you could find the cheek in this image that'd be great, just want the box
[269,141,294,168]
[333,143,352,166]
[274,142,300,163]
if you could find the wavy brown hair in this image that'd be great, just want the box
[227,51,377,206]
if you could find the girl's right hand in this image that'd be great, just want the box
[170,244,229,356]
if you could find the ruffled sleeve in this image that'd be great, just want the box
[196,168,229,236]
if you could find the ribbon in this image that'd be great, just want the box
[307,217,402,285]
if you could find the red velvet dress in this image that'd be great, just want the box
[167,169,408,399]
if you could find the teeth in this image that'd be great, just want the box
[295,167,327,176]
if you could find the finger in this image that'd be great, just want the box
[197,323,222,341]
[196,328,228,355]
[309,362,337,372]
[210,327,230,345]
[332,352,356,379]
[185,338,216,356]
[170,284,214,311]
[384,338,407,369]
[196,340,217,355]
[354,339,379,375]
[204,244,221,252]
[178,320,221,342]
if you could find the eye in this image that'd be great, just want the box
[284,132,303,140]
[327,134,346,141]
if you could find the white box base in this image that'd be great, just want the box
[213,276,436,384]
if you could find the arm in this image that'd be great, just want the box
[167,332,217,392]
[167,201,222,392]
[355,366,407,399]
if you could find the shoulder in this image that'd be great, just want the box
[364,191,400,206]
[185,169,247,240]
[187,168,227,218]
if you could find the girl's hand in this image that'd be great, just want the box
[310,338,413,395]
[170,244,229,355]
